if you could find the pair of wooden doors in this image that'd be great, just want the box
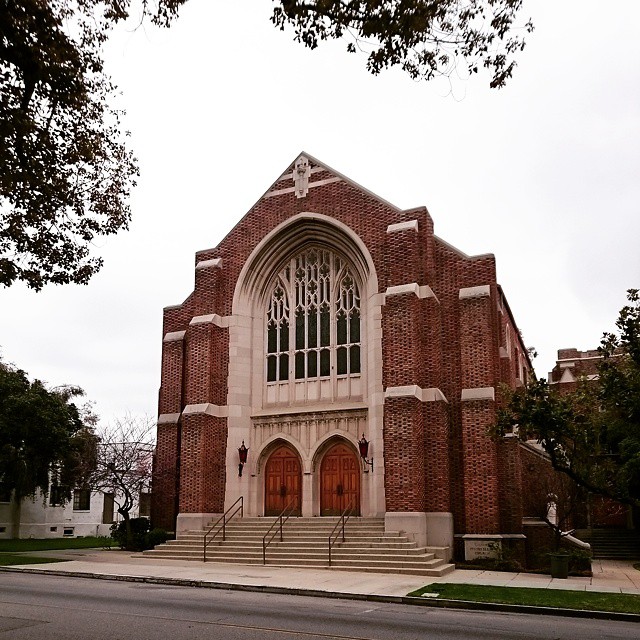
[264,443,360,516]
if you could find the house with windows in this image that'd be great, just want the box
[0,486,150,539]
[0,488,113,539]
[152,153,535,563]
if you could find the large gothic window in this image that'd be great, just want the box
[266,248,361,384]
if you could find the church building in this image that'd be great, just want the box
[152,153,533,561]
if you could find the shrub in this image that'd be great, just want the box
[110,517,150,551]
[145,528,171,548]
[568,547,592,575]
[110,519,171,551]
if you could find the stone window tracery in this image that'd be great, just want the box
[266,248,361,384]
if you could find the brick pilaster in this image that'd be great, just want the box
[179,413,228,514]
[152,421,180,530]
[383,396,426,511]
[459,286,500,533]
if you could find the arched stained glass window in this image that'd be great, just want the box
[265,248,361,383]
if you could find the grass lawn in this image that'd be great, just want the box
[408,583,640,615]
[0,553,68,566]
[0,537,112,552]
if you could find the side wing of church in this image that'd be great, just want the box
[152,153,532,561]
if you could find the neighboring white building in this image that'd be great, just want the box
[0,486,150,539]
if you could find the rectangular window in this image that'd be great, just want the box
[337,346,347,375]
[102,493,115,524]
[139,492,151,517]
[350,311,360,343]
[0,483,11,503]
[320,310,330,346]
[307,312,317,348]
[267,325,277,353]
[73,488,91,511]
[337,314,347,345]
[50,485,70,506]
[350,345,361,374]
[280,320,289,351]
[279,353,289,381]
[295,351,305,379]
[307,350,317,377]
[320,349,330,377]
[267,355,277,382]
[295,311,305,349]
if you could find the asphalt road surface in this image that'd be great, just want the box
[0,572,637,639]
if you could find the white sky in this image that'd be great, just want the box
[1,0,639,427]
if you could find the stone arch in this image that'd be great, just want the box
[224,212,385,518]
[310,432,360,473]
[254,434,305,476]
[233,213,378,316]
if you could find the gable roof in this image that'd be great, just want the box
[256,151,402,213]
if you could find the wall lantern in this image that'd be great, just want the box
[238,441,249,477]
[358,434,374,473]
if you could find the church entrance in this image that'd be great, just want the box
[264,445,302,516]
[320,443,361,516]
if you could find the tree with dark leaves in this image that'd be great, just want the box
[272,0,533,88]
[496,289,640,509]
[0,357,98,534]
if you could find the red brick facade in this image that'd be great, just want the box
[152,153,534,550]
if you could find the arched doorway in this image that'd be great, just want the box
[320,442,361,516]
[264,445,302,516]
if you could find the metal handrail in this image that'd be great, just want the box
[203,496,243,562]
[328,498,355,567]
[262,498,297,565]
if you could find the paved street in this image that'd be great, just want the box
[0,572,638,640]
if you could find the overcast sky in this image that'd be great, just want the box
[1,0,639,428]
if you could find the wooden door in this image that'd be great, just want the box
[320,443,360,516]
[264,446,302,516]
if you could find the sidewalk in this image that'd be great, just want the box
[2,549,640,598]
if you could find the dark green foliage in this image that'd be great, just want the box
[496,289,640,508]
[110,518,170,551]
[272,1,533,89]
[146,527,172,548]
[0,358,98,502]
[110,517,150,551]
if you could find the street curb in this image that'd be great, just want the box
[2,566,640,622]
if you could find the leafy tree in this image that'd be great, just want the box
[272,0,533,89]
[90,414,154,550]
[0,358,98,534]
[496,289,640,509]
[0,0,144,290]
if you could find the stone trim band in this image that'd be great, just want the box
[385,385,448,403]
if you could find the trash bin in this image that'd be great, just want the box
[549,553,570,579]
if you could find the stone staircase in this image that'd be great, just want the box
[144,517,455,576]
[575,528,640,559]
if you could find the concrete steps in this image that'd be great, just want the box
[144,517,454,576]
[575,528,640,559]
